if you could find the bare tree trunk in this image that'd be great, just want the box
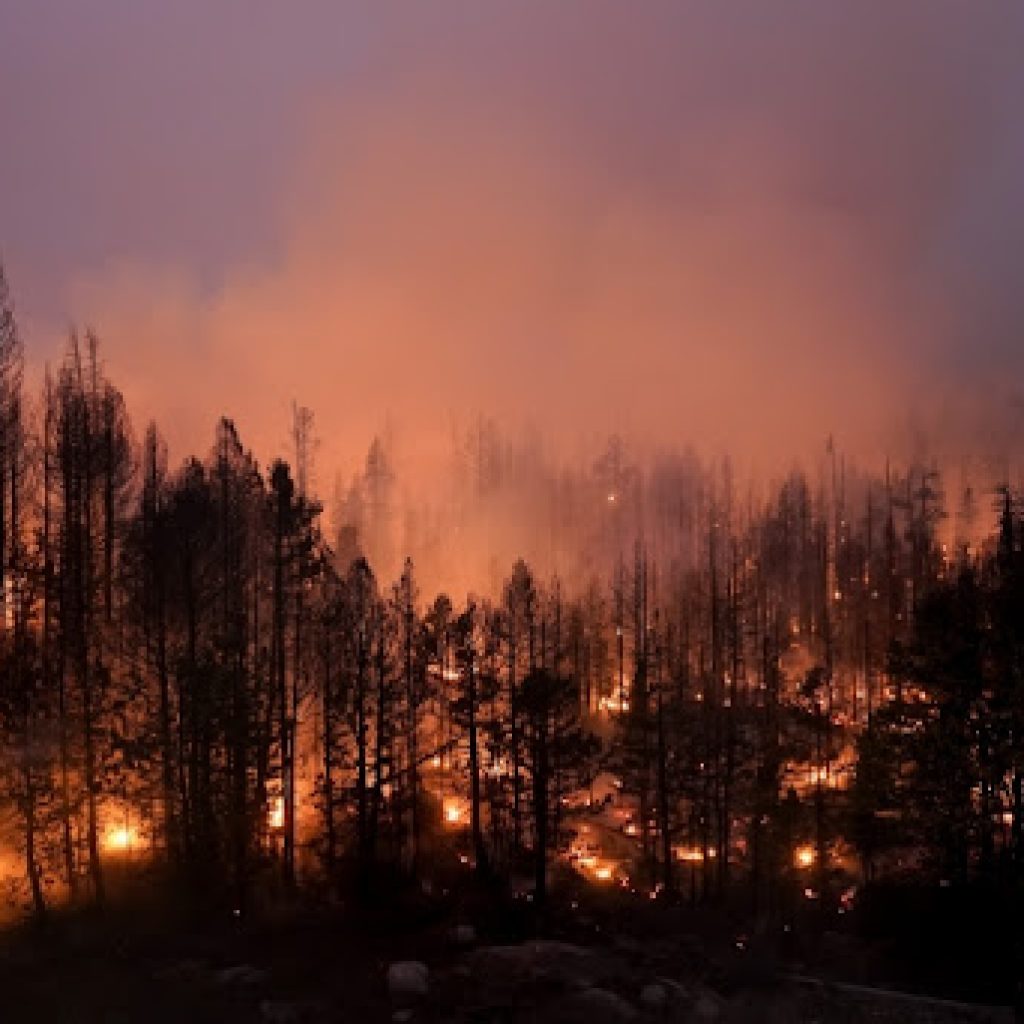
[81,350,105,905]
[655,681,673,895]
[509,611,520,849]
[11,396,46,919]
[371,616,387,866]
[272,473,291,884]
[464,623,488,874]
[288,572,301,885]
[57,397,76,896]
[533,702,549,911]
[404,566,419,872]
[355,627,369,871]
[322,622,335,875]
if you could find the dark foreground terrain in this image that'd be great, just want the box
[0,868,1015,1023]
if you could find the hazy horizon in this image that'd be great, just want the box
[4,2,1024,522]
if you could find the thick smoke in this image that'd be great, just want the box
[4,2,1024,591]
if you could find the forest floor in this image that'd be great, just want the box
[0,859,1016,1023]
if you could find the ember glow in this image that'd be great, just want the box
[268,797,285,831]
[443,800,465,826]
[104,826,137,854]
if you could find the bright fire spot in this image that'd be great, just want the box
[674,845,704,862]
[269,797,284,829]
[444,800,464,825]
[607,493,617,504]
[594,865,613,881]
[599,694,630,713]
[795,844,815,868]
[105,825,136,852]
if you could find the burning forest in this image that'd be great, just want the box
[2,3,1024,1020]
[0,270,1020,1018]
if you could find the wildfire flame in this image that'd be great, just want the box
[795,844,815,868]
[269,797,285,830]
[105,825,136,852]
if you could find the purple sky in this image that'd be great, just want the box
[2,2,1023,473]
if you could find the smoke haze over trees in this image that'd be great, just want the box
[2,5,1024,1016]
[4,5,1024,575]
[0,264,1021,992]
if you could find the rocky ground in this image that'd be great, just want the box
[0,873,1014,1023]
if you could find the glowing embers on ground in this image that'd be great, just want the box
[442,797,469,826]
[672,844,718,863]
[567,824,622,884]
[782,751,854,795]
[794,843,816,868]
[268,795,285,830]
[104,824,138,853]
[598,693,630,714]
[807,765,844,789]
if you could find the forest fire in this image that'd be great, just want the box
[673,845,716,863]
[268,797,285,831]
[103,826,138,854]
[1,5,1023,1015]
[795,845,816,869]
[443,800,465,825]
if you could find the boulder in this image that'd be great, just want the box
[687,987,724,1022]
[388,960,429,1002]
[553,986,638,1023]
[639,979,693,1020]
[450,923,477,946]
[216,963,267,986]
[640,982,668,1008]
[259,1001,301,1024]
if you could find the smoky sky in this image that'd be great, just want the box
[2,1,1024,486]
